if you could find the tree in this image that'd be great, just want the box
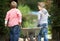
[51,0,60,40]
[0,0,10,41]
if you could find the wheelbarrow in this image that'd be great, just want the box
[21,27,41,41]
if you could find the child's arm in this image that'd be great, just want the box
[5,12,9,26]
[37,11,42,24]
[17,9,22,25]
[47,12,51,17]
[38,13,40,20]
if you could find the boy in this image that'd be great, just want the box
[37,2,50,41]
[5,1,22,41]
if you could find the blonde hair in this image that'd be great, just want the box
[38,2,45,8]
[11,1,17,8]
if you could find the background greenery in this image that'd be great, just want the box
[0,0,10,41]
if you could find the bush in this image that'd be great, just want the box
[18,5,31,15]
[18,4,31,28]
[0,0,10,41]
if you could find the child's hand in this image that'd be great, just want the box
[19,22,21,26]
[5,24,7,27]
[5,21,8,27]
[48,14,51,17]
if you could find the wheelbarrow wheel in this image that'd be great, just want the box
[29,33,34,41]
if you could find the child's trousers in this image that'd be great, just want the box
[38,23,48,41]
[9,25,20,41]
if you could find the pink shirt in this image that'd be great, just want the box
[5,8,22,27]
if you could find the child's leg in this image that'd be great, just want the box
[42,23,48,41]
[10,27,14,41]
[44,28,48,41]
[13,25,20,41]
[38,28,43,41]
[38,24,43,41]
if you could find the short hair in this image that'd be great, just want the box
[38,2,45,8]
[11,1,17,8]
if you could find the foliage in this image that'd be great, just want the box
[49,0,60,26]
[22,15,37,28]
[0,0,10,36]
[0,0,10,41]
[18,0,47,11]
[18,5,31,27]
[18,5,31,15]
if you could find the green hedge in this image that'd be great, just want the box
[0,0,10,41]
[0,0,10,36]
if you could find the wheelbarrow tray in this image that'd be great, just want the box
[21,27,41,36]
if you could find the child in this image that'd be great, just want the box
[37,2,50,41]
[5,1,22,41]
